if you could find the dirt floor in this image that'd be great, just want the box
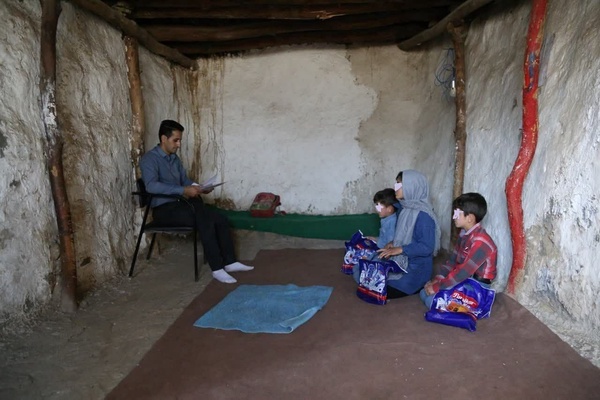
[0,231,343,400]
[1,230,598,399]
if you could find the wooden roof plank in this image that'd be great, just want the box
[170,23,423,56]
[131,2,461,20]
[144,12,438,42]
[127,0,458,7]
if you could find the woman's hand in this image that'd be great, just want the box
[377,246,403,259]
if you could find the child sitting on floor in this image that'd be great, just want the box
[342,189,397,276]
[367,188,399,249]
[420,192,497,308]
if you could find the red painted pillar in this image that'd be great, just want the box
[505,0,548,294]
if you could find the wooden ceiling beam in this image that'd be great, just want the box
[126,0,459,7]
[67,0,196,68]
[398,0,493,50]
[131,2,460,20]
[170,23,422,56]
[144,12,437,42]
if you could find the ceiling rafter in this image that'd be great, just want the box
[81,0,495,58]
[131,1,463,20]
[142,11,443,43]
[170,23,422,56]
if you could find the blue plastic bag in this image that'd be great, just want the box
[356,258,406,305]
[341,231,379,275]
[424,278,496,331]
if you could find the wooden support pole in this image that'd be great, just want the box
[124,37,146,179]
[398,0,493,51]
[66,0,196,69]
[114,3,145,178]
[449,23,467,243]
[506,0,548,294]
[40,0,78,312]
[118,2,147,179]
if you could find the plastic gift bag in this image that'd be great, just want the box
[341,231,378,275]
[356,258,405,305]
[424,278,496,331]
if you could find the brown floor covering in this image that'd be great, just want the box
[107,249,600,400]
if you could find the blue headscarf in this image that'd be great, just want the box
[392,169,441,255]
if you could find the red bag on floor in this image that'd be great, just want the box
[250,192,281,218]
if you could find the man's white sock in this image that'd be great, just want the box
[224,262,254,273]
[212,269,237,284]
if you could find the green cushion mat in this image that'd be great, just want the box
[207,206,380,240]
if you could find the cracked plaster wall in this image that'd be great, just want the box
[0,0,54,322]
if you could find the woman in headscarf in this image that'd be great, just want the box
[377,170,441,298]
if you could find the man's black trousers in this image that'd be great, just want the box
[152,198,236,271]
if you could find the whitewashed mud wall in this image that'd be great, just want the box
[0,0,55,321]
[0,0,198,320]
[140,49,200,182]
[56,3,135,292]
[348,45,456,248]
[194,45,455,232]
[465,0,600,366]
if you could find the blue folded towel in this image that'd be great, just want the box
[193,284,333,334]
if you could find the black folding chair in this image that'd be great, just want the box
[129,178,201,281]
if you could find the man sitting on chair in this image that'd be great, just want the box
[140,119,253,284]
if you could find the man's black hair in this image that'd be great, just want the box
[395,171,403,182]
[453,192,488,223]
[373,188,397,207]
[158,120,184,141]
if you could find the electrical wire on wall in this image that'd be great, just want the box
[434,48,456,101]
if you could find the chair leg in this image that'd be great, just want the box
[193,228,199,282]
[129,229,145,277]
[147,233,157,260]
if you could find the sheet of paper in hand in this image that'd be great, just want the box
[356,258,406,305]
[341,230,378,275]
[193,173,225,190]
[424,278,496,331]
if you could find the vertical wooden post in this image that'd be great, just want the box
[40,0,78,312]
[124,35,146,179]
[506,0,548,294]
[115,2,146,178]
[449,23,467,243]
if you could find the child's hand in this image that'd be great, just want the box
[424,281,436,296]
[377,246,403,259]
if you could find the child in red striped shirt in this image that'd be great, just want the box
[420,192,497,309]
